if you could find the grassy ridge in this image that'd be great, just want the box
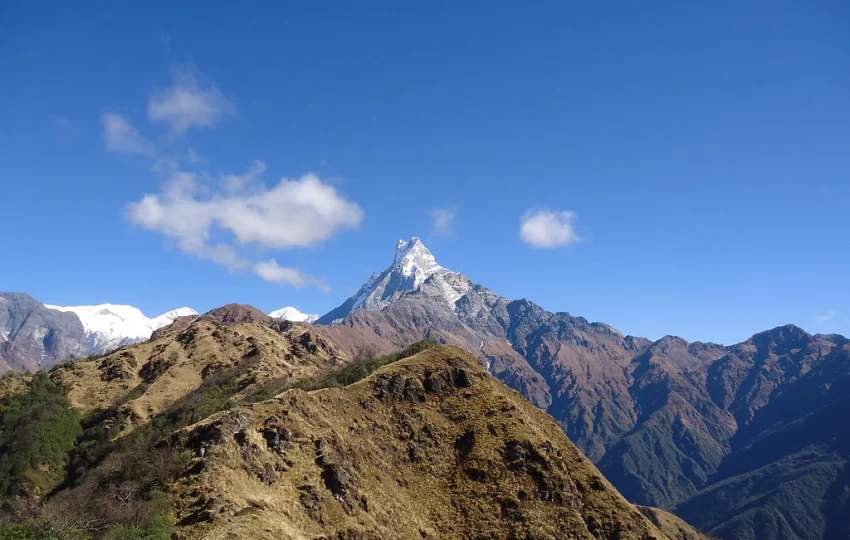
[242,338,439,402]
[0,340,440,539]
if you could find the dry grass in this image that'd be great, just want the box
[165,346,705,540]
[47,321,353,436]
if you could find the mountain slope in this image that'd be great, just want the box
[47,304,363,426]
[0,292,89,372]
[675,334,850,540]
[165,345,701,539]
[0,306,706,540]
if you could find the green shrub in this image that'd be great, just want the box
[0,373,82,496]
[101,515,171,540]
[0,520,84,540]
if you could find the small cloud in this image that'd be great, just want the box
[102,113,155,156]
[148,65,236,135]
[429,208,456,237]
[253,259,330,291]
[520,209,582,248]
[152,157,179,173]
[151,149,207,174]
[816,310,836,323]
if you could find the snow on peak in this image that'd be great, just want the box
[393,237,443,280]
[149,307,199,329]
[269,306,319,323]
[323,236,466,320]
[44,303,198,354]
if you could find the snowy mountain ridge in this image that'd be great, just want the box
[44,303,197,354]
[268,306,319,323]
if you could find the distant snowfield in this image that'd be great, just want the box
[268,306,319,323]
[44,303,197,353]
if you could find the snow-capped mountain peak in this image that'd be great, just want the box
[317,237,469,324]
[394,237,444,282]
[351,236,451,312]
[44,303,198,354]
[268,306,319,323]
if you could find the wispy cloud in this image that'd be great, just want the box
[429,208,456,237]
[102,113,155,156]
[816,310,836,323]
[520,209,582,248]
[127,161,362,289]
[185,147,207,165]
[253,259,331,292]
[220,160,266,193]
[148,66,236,135]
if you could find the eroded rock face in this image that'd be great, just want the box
[164,346,699,540]
[0,292,89,372]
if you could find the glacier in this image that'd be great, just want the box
[44,303,198,354]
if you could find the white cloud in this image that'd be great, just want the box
[220,160,266,193]
[816,310,836,323]
[150,149,209,174]
[148,67,236,135]
[127,162,362,289]
[102,113,155,156]
[185,147,207,165]
[520,209,582,248]
[429,208,456,237]
[254,259,331,292]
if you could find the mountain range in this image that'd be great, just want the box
[1,237,847,539]
[314,238,850,540]
[0,306,705,539]
[0,296,320,372]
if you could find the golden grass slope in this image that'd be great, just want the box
[165,345,707,540]
[638,506,716,540]
[48,317,355,433]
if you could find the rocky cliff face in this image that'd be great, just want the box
[0,292,89,372]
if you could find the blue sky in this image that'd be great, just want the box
[1,2,848,344]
